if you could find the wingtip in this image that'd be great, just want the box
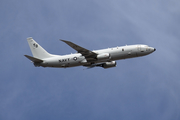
[59,39,66,42]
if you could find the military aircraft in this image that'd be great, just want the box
[25,37,156,69]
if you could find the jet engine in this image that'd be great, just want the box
[96,53,110,60]
[101,61,116,69]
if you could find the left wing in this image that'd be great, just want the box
[83,61,117,69]
[60,39,97,61]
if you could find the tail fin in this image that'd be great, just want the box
[27,37,53,59]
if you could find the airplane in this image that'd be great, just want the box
[24,37,156,69]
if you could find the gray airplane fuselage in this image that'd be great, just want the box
[25,38,155,69]
[38,44,155,68]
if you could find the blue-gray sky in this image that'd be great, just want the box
[1,0,180,120]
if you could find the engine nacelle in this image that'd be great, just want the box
[102,61,116,69]
[96,53,110,60]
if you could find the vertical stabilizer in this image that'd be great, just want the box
[27,37,53,59]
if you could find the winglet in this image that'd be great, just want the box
[24,55,43,63]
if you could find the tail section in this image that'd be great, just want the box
[27,37,53,59]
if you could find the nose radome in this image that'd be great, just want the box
[154,48,156,51]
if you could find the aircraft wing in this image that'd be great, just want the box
[61,40,97,60]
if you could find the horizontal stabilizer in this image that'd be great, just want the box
[24,55,43,63]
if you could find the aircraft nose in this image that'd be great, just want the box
[149,47,156,52]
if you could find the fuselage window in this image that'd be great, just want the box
[122,48,124,51]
